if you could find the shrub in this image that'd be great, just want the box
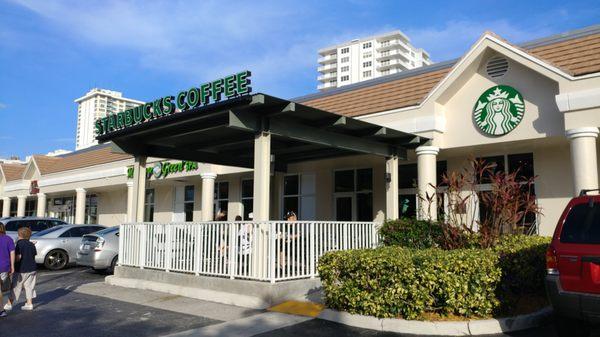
[379,218,443,249]
[493,235,550,310]
[318,247,501,319]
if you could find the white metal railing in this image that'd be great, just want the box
[119,221,380,282]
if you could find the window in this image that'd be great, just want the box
[340,47,349,54]
[184,185,194,221]
[85,194,98,224]
[341,75,349,81]
[214,181,229,218]
[560,203,600,244]
[334,169,373,221]
[363,52,372,58]
[381,51,390,57]
[9,199,17,217]
[363,71,372,78]
[363,61,372,67]
[398,162,448,218]
[241,179,253,220]
[25,199,36,217]
[476,156,505,184]
[362,42,372,49]
[341,66,349,72]
[283,175,300,218]
[381,69,390,75]
[341,57,349,63]
[144,189,155,222]
[508,153,534,181]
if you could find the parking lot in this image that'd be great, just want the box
[0,266,591,337]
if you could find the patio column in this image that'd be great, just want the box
[385,156,399,220]
[566,127,599,196]
[126,181,134,222]
[131,156,147,222]
[16,195,26,217]
[75,188,86,224]
[416,146,439,221]
[2,197,10,217]
[37,193,47,217]
[201,173,217,221]
[253,131,271,221]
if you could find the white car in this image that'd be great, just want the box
[31,224,106,270]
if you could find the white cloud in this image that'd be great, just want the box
[0,103,6,110]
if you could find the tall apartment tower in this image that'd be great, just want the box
[74,88,143,150]
[317,31,432,90]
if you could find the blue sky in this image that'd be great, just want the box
[0,0,599,159]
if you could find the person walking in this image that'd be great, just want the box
[0,223,15,317]
[4,227,37,311]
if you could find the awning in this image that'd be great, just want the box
[97,93,429,171]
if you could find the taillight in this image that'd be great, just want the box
[94,237,105,252]
[546,245,559,275]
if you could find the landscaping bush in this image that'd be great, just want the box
[319,235,550,319]
[379,218,443,249]
[318,247,501,319]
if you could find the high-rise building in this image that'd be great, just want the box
[74,88,143,150]
[317,31,432,90]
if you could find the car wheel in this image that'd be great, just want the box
[44,250,69,271]
[555,315,590,337]
[108,256,118,274]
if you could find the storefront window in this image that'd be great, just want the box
[241,179,253,220]
[283,175,300,218]
[25,199,36,217]
[9,199,17,217]
[144,189,155,222]
[398,161,447,219]
[477,155,505,184]
[508,153,534,181]
[50,196,75,223]
[184,185,194,221]
[334,168,373,221]
[85,194,98,224]
[213,181,229,218]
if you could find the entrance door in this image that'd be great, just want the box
[172,186,185,222]
[335,195,353,221]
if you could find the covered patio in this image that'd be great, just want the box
[97,93,429,282]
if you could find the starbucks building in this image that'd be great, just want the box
[2,26,600,237]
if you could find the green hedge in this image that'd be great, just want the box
[318,247,501,319]
[379,218,443,249]
[318,235,550,319]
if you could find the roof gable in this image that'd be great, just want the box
[0,163,26,182]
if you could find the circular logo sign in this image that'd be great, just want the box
[473,85,525,136]
[152,163,163,178]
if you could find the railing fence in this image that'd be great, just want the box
[119,221,380,282]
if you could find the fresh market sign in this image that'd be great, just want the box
[96,70,252,137]
[127,160,199,179]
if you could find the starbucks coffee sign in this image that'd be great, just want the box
[95,71,252,137]
[473,85,525,136]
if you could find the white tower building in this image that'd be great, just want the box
[74,88,143,150]
[317,31,432,90]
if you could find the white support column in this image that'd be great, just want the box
[385,156,399,220]
[2,197,10,217]
[131,156,147,222]
[16,195,27,217]
[416,146,440,221]
[201,173,217,221]
[566,127,600,196]
[36,193,47,217]
[253,131,271,222]
[75,188,86,224]
[126,181,134,222]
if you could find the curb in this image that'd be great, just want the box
[317,307,552,336]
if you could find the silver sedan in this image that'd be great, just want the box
[31,224,106,270]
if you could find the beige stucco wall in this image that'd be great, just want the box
[97,189,127,227]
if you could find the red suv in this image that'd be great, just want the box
[546,190,600,337]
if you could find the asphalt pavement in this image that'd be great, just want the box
[0,266,592,337]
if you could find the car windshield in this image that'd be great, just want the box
[32,225,66,237]
[95,226,118,236]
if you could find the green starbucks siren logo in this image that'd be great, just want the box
[473,85,525,136]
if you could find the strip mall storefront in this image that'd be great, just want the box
[2,27,600,236]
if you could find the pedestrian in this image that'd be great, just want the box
[4,227,37,311]
[0,223,15,317]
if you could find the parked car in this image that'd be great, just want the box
[546,189,600,337]
[76,226,119,273]
[31,224,106,270]
[0,217,67,241]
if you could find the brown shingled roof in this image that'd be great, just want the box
[33,145,132,175]
[1,163,26,182]
[301,30,600,117]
